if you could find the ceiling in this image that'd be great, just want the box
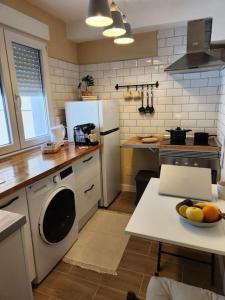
[27,0,224,43]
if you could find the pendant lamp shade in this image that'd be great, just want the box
[86,0,113,27]
[114,22,134,44]
[103,10,125,37]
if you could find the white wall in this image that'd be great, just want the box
[79,26,220,144]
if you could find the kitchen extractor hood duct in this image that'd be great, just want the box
[165,18,225,73]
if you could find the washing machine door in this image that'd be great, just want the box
[39,186,76,244]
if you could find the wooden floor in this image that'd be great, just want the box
[33,192,224,300]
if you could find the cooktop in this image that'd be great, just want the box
[160,137,218,147]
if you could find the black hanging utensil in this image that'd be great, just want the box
[149,86,155,114]
[145,86,151,113]
[138,86,146,113]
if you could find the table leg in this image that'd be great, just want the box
[155,241,162,276]
[211,253,215,286]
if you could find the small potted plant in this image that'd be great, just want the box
[78,75,95,96]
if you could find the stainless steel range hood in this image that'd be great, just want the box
[165,18,225,73]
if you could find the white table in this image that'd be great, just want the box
[125,178,225,283]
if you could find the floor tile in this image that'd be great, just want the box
[102,267,143,294]
[108,192,136,214]
[93,286,126,300]
[126,236,151,255]
[119,251,156,275]
[33,291,51,300]
[70,265,103,285]
[36,271,98,300]
[55,261,73,274]
[138,275,151,298]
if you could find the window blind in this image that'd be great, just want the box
[12,42,44,97]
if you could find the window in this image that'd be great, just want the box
[0,76,11,147]
[0,27,51,154]
[12,42,48,140]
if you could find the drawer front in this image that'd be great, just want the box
[76,175,101,222]
[73,150,100,189]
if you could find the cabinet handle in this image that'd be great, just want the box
[83,156,93,163]
[0,196,19,209]
[84,184,95,194]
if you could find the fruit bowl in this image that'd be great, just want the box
[176,199,223,228]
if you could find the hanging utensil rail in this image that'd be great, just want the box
[115,81,159,90]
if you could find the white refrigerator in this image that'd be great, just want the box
[65,100,121,207]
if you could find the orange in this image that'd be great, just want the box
[202,206,220,222]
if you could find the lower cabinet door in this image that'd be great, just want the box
[76,175,101,222]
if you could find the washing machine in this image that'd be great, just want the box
[26,165,78,284]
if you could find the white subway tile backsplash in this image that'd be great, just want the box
[189,112,206,120]
[158,47,174,56]
[199,104,216,111]
[172,96,189,104]
[197,120,215,127]
[201,70,220,78]
[124,60,138,68]
[200,87,218,95]
[158,39,166,48]
[184,73,201,79]
[173,112,189,119]
[167,89,183,96]
[175,26,187,36]
[190,79,208,87]
[167,36,183,46]
[174,45,186,55]
[158,28,174,39]
[182,104,198,112]
[183,88,199,96]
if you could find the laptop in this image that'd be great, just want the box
[159,164,213,201]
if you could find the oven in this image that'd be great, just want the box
[159,149,221,184]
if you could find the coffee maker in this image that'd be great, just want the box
[73,123,99,146]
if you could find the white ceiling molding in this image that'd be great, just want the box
[0,4,49,41]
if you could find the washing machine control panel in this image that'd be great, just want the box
[53,175,60,184]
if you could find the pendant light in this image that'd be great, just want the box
[86,0,113,27]
[102,2,126,38]
[114,15,134,45]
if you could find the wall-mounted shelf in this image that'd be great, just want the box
[115,81,159,90]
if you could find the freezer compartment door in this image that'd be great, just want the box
[65,101,100,142]
[100,129,121,207]
[99,100,119,133]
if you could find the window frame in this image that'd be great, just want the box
[0,26,20,155]
[4,28,53,149]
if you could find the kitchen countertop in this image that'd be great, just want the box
[0,143,101,199]
[0,210,26,242]
[122,136,221,153]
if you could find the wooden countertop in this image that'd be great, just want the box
[0,143,101,199]
[122,137,221,152]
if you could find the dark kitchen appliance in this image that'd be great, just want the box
[73,123,99,146]
[165,18,225,74]
[194,132,217,146]
[166,127,192,144]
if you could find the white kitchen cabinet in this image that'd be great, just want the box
[73,149,101,229]
[0,210,33,300]
[0,188,36,282]
[73,150,101,189]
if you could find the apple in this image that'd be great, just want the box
[186,207,204,222]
